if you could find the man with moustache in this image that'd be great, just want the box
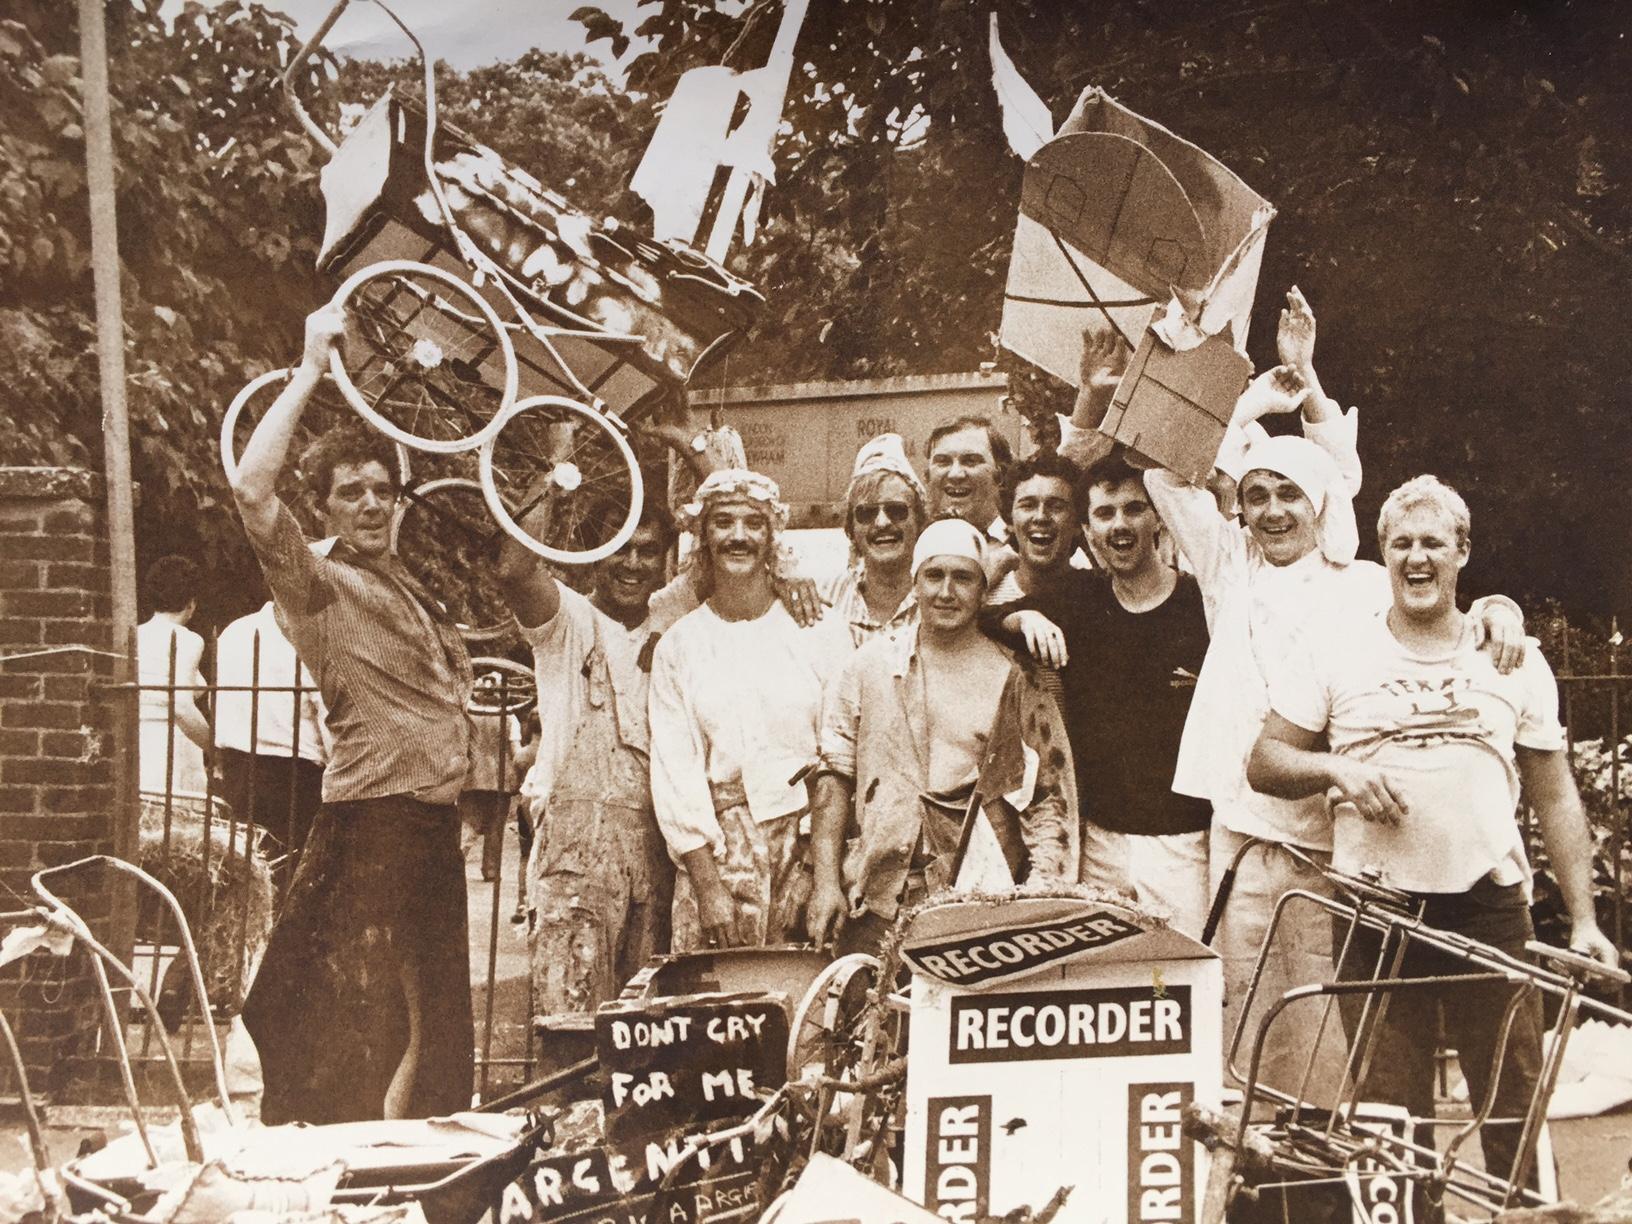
[821,434,928,647]
[1250,475,1616,1182]
[990,452,1213,935]
[648,470,849,950]
[232,305,474,1124]
[808,517,1078,956]
[498,494,680,1020]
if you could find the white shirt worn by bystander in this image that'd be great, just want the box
[214,602,329,763]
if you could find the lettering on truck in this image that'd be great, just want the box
[1126,1083,1194,1224]
[923,1095,990,1222]
[948,986,1191,1063]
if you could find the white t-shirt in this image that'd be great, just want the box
[520,585,652,811]
[1267,610,1565,894]
[214,603,329,763]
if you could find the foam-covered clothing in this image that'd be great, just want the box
[648,601,849,857]
[519,585,652,814]
[818,631,1078,920]
[527,599,670,1013]
[1266,610,1564,894]
[1145,410,1370,850]
[244,501,472,805]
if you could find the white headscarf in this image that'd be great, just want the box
[847,433,927,505]
[1237,434,1358,565]
[911,517,989,579]
[679,468,790,532]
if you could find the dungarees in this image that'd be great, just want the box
[530,626,672,1018]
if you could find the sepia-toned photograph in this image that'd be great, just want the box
[2,1,1630,1220]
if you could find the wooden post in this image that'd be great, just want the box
[79,0,141,952]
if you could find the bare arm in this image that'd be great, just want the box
[1517,746,1618,968]
[1248,712,1409,826]
[807,772,855,946]
[495,495,563,631]
[231,306,347,545]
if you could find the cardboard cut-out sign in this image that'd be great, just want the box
[1000,87,1272,482]
[596,993,791,1143]
[1098,329,1251,485]
[497,1122,771,1224]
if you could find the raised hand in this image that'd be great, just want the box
[1233,364,1307,425]
[1079,325,1129,391]
[1276,286,1317,377]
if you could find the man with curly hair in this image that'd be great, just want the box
[231,305,474,1125]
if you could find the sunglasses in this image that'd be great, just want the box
[852,501,913,526]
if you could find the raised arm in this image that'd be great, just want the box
[231,305,347,545]
[495,478,564,631]
[1277,286,1362,495]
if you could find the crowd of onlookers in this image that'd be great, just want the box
[128,291,1619,1182]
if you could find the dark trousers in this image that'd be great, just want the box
[219,747,323,866]
[243,796,474,1125]
[1335,875,1546,1189]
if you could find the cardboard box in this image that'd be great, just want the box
[900,896,1223,1224]
[1097,330,1251,485]
[999,85,1273,476]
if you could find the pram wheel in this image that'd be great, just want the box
[221,367,411,494]
[390,476,518,644]
[479,395,643,566]
[329,260,518,454]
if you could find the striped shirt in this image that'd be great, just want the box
[818,565,918,649]
[247,501,473,805]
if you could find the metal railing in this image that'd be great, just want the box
[92,622,536,1103]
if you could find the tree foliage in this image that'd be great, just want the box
[0,0,646,624]
[578,0,1632,612]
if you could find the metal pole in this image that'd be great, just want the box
[80,0,141,963]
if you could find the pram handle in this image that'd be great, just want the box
[1526,939,1631,986]
[282,0,354,156]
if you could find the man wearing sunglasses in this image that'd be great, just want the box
[819,434,929,648]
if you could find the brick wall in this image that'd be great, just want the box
[0,466,119,1098]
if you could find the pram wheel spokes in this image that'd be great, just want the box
[330,259,518,454]
[479,395,644,566]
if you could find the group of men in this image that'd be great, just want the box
[228,294,1615,1186]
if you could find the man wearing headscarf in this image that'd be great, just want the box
[1123,290,1527,1106]
[808,518,1078,956]
[820,433,929,647]
[648,470,851,950]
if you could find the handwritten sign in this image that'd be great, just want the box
[596,994,790,1142]
[497,1127,768,1224]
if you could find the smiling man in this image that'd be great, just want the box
[990,452,1213,934]
[808,517,1077,955]
[498,494,679,1023]
[820,434,928,647]
[648,469,849,950]
[1113,290,1528,1105]
[925,415,1011,540]
[231,305,474,1125]
[1250,475,1616,1181]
